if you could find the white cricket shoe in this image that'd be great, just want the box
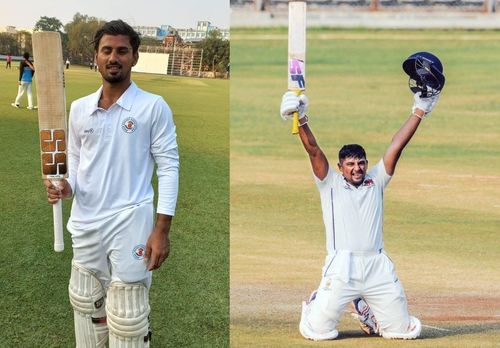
[11,103,20,108]
[27,106,38,110]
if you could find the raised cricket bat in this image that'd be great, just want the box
[288,0,307,135]
[32,32,67,252]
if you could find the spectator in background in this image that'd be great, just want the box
[6,55,12,69]
[11,52,37,109]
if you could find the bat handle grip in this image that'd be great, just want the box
[51,180,64,252]
[292,112,299,135]
[291,90,302,135]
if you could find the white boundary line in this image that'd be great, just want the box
[422,324,452,332]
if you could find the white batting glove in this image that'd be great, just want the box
[412,91,440,118]
[280,91,308,121]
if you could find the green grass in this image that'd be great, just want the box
[230,28,500,347]
[0,65,228,347]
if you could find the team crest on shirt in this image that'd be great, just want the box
[122,117,138,133]
[363,178,374,187]
[132,244,146,260]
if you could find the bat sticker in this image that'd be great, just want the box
[289,58,305,89]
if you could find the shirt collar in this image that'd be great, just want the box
[342,175,374,190]
[89,81,138,115]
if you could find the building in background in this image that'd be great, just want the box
[134,21,229,44]
[177,21,229,43]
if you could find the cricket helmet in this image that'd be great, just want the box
[402,51,445,97]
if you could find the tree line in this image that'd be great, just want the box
[0,14,229,76]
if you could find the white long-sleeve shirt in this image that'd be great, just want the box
[67,82,179,228]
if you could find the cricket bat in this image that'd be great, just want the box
[288,0,307,135]
[32,31,67,252]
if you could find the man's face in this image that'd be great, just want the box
[95,34,138,84]
[338,157,368,186]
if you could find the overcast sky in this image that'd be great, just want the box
[0,0,229,30]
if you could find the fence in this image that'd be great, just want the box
[230,0,497,12]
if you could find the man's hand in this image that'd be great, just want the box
[280,91,308,121]
[43,179,72,204]
[412,91,440,117]
[145,214,172,271]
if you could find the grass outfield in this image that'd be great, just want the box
[230,29,500,347]
[0,65,228,346]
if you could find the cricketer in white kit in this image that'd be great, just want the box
[45,20,179,347]
[280,90,440,340]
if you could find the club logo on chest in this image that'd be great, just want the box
[121,117,138,133]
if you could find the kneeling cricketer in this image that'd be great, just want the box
[280,52,445,340]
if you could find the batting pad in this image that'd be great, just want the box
[106,282,151,348]
[68,262,108,347]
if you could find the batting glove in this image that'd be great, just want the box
[412,91,440,118]
[280,91,308,121]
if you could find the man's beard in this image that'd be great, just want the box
[102,64,127,84]
[103,73,126,84]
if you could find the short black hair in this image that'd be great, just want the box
[93,19,141,54]
[338,144,366,162]
[23,52,30,60]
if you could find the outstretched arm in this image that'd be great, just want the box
[383,92,440,175]
[280,92,329,180]
[383,112,422,176]
[299,122,329,180]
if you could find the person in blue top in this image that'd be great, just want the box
[11,52,37,109]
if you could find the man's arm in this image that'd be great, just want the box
[145,214,172,271]
[146,98,179,271]
[298,122,329,180]
[383,112,422,176]
[383,92,440,175]
[280,92,329,180]
[18,61,24,82]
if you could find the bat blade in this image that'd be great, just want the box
[288,0,306,135]
[32,31,67,252]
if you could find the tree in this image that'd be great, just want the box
[33,16,63,32]
[64,13,105,64]
[198,30,230,78]
[0,33,19,55]
[32,16,68,61]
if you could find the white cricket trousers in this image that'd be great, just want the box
[14,82,34,108]
[303,251,412,335]
[67,203,154,289]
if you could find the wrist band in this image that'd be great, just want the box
[411,113,423,120]
[299,115,309,127]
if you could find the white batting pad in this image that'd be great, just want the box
[68,262,108,347]
[106,282,151,348]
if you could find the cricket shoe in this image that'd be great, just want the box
[27,106,38,110]
[11,103,20,108]
[351,298,379,335]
